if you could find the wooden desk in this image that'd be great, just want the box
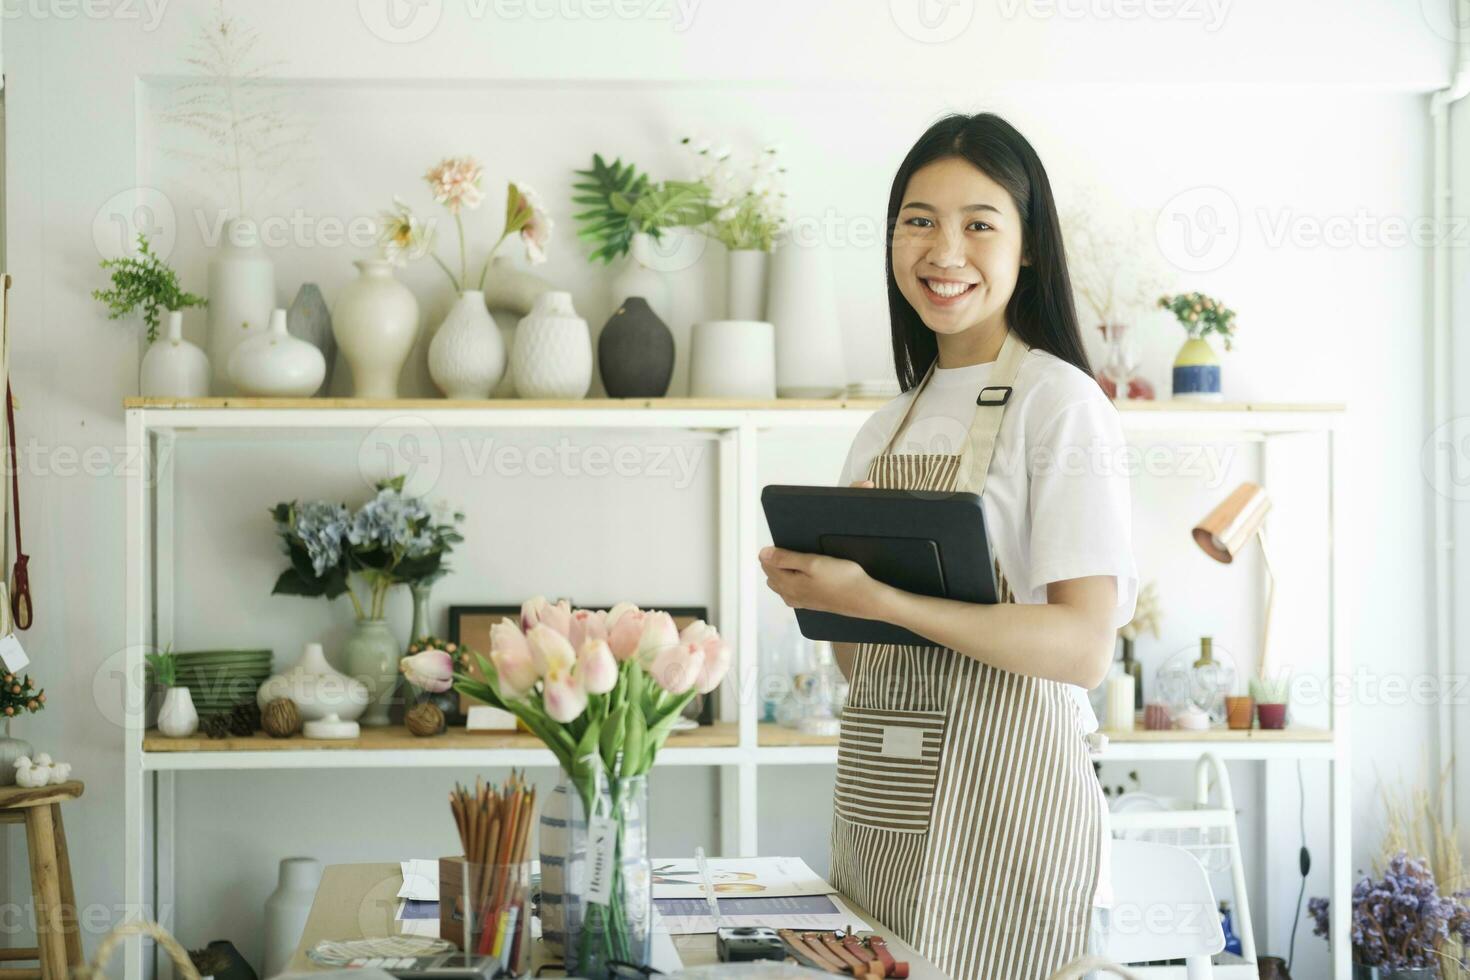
[287,863,943,978]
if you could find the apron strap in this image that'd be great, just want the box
[872,359,936,459]
[954,329,1029,494]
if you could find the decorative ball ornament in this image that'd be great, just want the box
[406,701,446,737]
[262,698,302,738]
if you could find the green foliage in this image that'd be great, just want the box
[93,233,207,344]
[0,671,45,719]
[1158,291,1236,351]
[572,155,714,263]
[144,651,178,688]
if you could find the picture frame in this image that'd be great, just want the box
[448,603,716,726]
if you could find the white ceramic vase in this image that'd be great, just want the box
[263,857,323,978]
[511,292,593,400]
[483,256,554,398]
[767,240,847,398]
[428,290,505,399]
[256,642,369,722]
[206,218,276,396]
[331,259,419,399]
[228,309,327,397]
[157,687,199,738]
[689,320,776,399]
[727,248,769,320]
[609,232,672,328]
[140,310,210,398]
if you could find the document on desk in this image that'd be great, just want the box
[651,856,833,899]
[653,893,873,936]
[397,860,440,902]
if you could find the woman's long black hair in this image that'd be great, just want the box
[886,113,1093,390]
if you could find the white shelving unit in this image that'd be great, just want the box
[122,395,1351,979]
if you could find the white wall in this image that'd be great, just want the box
[1,1,1450,975]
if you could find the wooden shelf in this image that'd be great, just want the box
[758,722,842,747]
[1101,725,1332,742]
[144,720,737,753]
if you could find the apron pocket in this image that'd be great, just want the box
[834,705,946,834]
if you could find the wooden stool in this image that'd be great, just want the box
[0,781,83,980]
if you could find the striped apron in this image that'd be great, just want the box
[829,331,1102,979]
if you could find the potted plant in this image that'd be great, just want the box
[1159,291,1236,401]
[573,153,714,330]
[1250,673,1291,729]
[0,671,44,784]
[93,232,209,398]
[270,477,464,726]
[681,136,788,320]
[381,158,551,399]
[456,597,731,979]
[146,651,197,738]
[1309,851,1470,978]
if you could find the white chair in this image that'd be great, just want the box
[1103,839,1225,980]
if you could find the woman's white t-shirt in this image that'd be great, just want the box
[837,346,1138,907]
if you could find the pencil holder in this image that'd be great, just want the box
[439,857,532,976]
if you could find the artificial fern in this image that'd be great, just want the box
[572,155,714,263]
[93,233,207,344]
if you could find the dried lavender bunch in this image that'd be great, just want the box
[1309,852,1470,969]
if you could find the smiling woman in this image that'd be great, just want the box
[758,113,1137,980]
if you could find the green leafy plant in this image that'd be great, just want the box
[145,650,179,688]
[1158,291,1236,351]
[93,233,207,344]
[572,154,714,263]
[1249,673,1291,705]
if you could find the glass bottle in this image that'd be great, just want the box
[1120,637,1143,711]
[1191,636,1231,724]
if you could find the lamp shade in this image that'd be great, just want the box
[1192,481,1271,562]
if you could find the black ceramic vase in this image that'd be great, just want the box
[598,297,674,397]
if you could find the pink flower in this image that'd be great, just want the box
[575,638,618,695]
[424,156,484,215]
[605,603,645,662]
[679,621,731,694]
[399,648,454,693]
[521,596,572,638]
[569,608,608,652]
[648,641,706,695]
[512,182,552,265]
[489,618,537,697]
[526,623,577,679]
[636,611,681,665]
[542,671,588,723]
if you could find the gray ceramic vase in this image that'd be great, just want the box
[597,296,673,398]
[287,283,335,392]
[0,734,33,786]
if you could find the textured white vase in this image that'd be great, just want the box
[483,257,553,398]
[228,309,326,397]
[727,248,769,320]
[256,642,369,722]
[511,291,593,400]
[263,857,322,978]
[767,241,847,398]
[689,320,775,399]
[140,310,210,398]
[157,687,198,738]
[206,218,275,396]
[609,232,672,328]
[331,259,419,399]
[428,290,505,399]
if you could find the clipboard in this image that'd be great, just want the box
[760,484,998,647]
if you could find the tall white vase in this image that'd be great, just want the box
[511,292,592,400]
[726,248,769,320]
[767,240,847,398]
[262,857,323,978]
[427,290,505,399]
[140,310,210,398]
[206,218,275,396]
[609,232,671,328]
[332,260,419,399]
[228,309,327,397]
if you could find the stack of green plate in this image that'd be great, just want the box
[158,650,273,718]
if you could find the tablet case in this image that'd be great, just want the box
[760,484,998,647]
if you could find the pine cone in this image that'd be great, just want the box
[227,700,259,736]
[406,701,445,737]
[261,698,301,738]
[201,713,232,739]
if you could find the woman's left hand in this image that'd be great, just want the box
[758,546,884,618]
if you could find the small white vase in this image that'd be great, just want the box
[767,240,847,398]
[428,290,505,399]
[511,292,593,400]
[157,687,198,738]
[263,857,323,978]
[609,232,672,328]
[726,248,769,320]
[140,310,210,398]
[689,320,776,399]
[331,259,419,399]
[483,257,554,398]
[228,309,327,397]
[206,218,275,396]
[256,642,369,722]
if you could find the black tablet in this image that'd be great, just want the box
[760,484,998,647]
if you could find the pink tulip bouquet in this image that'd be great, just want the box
[454,596,731,978]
